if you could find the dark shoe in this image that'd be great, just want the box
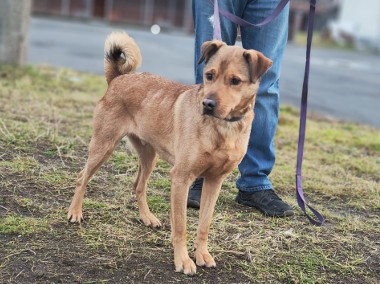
[187,177,204,209]
[236,189,294,217]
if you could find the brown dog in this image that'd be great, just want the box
[67,32,272,275]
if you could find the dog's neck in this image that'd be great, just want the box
[222,97,255,123]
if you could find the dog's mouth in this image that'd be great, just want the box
[202,108,215,117]
[224,115,244,122]
[202,108,244,122]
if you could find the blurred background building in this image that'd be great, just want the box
[32,0,193,32]
[288,0,340,40]
[324,0,380,52]
[2,0,376,52]
[32,0,342,39]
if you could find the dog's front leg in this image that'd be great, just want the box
[194,176,223,268]
[170,168,197,275]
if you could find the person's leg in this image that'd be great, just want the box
[193,0,245,83]
[235,0,293,217]
[189,0,292,217]
[188,0,247,208]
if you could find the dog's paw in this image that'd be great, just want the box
[140,212,162,228]
[175,256,197,275]
[195,249,216,268]
[67,208,84,223]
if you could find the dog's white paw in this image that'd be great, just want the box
[67,207,83,223]
[175,255,197,275]
[195,249,216,268]
[140,212,162,228]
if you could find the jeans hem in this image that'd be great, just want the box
[237,184,273,193]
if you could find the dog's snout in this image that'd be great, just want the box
[202,98,217,110]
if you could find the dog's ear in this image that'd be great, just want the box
[198,40,226,65]
[243,50,272,83]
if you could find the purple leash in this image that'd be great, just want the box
[295,0,324,226]
[213,0,324,226]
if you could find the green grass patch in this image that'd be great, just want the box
[0,215,49,234]
[293,31,355,51]
[0,65,379,283]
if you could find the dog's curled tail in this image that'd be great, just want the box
[104,31,142,84]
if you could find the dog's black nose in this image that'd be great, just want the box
[202,98,216,110]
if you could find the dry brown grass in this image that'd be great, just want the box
[1,65,379,283]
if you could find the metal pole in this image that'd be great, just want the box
[183,0,193,33]
[144,0,155,26]
[86,0,93,18]
[105,0,114,21]
[61,0,70,16]
[168,0,177,26]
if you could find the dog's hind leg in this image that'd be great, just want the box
[128,135,161,228]
[194,176,224,268]
[68,112,126,223]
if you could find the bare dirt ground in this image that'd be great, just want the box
[1,66,379,283]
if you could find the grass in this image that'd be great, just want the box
[293,31,355,51]
[0,65,379,283]
[0,216,49,234]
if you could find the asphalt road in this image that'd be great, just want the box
[27,17,380,128]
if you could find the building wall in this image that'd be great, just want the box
[33,0,339,38]
[32,0,193,32]
[338,0,380,41]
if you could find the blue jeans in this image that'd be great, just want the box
[193,0,289,192]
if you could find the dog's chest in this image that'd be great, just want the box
[201,124,251,175]
[208,139,246,175]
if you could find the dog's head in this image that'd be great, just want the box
[198,40,272,122]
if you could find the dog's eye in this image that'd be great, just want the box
[206,73,213,81]
[231,78,241,85]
